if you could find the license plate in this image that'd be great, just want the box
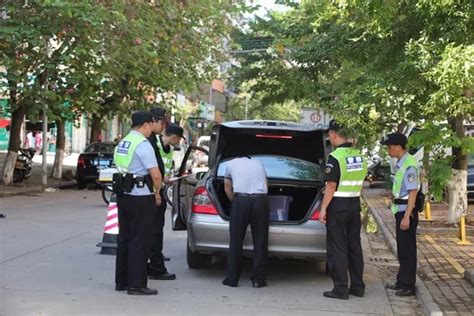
[93,159,110,167]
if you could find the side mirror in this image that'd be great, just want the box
[196,171,207,181]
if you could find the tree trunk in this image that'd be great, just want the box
[446,115,468,224]
[89,115,101,144]
[1,83,25,185]
[51,119,65,179]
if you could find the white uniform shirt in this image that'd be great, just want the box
[224,157,268,194]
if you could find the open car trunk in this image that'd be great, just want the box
[211,178,320,223]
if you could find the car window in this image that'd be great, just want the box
[218,155,322,182]
[84,143,116,153]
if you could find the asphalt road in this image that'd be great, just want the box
[1,190,396,315]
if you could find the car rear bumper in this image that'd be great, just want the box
[468,186,474,201]
[188,213,326,259]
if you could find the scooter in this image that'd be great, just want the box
[13,148,35,183]
[366,157,386,187]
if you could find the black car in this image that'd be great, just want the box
[468,164,474,202]
[76,142,115,189]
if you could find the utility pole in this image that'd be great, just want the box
[42,38,51,186]
[244,95,249,120]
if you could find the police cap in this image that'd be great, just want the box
[327,119,343,132]
[150,108,167,121]
[381,132,407,146]
[165,123,186,140]
[132,111,153,127]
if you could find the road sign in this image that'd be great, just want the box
[300,108,331,129]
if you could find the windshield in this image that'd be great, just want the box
[84,142,116,153]
[217,155,322,182]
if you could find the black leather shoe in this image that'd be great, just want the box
[395,289,415,297]
[115,284,127,291]
[127,287,158,295]
[252,280,268,288]
[349,288,365,297]
[323,291,349,300]
[163,255,170,261]
[385,283,401,290]
[222,279,238,287]
[149,272,176,280]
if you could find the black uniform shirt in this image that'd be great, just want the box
[324,142,361,212]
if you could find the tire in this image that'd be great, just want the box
[77,177,87,189]
[163,184,173,205]
[13,169,25,183]
[102,187,113,205]
[186,239,212,269]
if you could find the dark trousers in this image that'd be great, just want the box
[115,194,155,288]
[148,189,167,275]
[225,195,270,284]
[326,209,365,295]
[395,211,418,290]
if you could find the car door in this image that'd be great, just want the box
[171,145,209,230]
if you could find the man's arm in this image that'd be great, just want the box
[148,167,162,206]
[319,181,337,224]
[400,189,417,230]
[224,178,234,201]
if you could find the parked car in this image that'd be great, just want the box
[76,142,115,189]
[171,120,327,269]
[192,136,210,167]
[468,164,474,203]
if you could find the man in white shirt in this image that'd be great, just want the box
[223,156,269,288]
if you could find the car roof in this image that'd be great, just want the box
[219,120,325,131]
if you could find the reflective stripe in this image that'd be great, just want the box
[340,180,364,186]
[333,191,361,197]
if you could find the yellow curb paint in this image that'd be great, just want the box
[423,235,465,276]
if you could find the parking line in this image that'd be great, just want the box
[422,235,465,275]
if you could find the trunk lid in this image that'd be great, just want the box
[208,120,326,168]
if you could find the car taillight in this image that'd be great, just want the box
[255,134,293,139]
[78,155,85,168]
[310,206,320,221]
[192,186,218,215]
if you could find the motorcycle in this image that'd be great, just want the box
[366,157,387,187]
[13,148,35,183]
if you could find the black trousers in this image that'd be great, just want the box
[225,195,269,284]
[115,194,155,288]
[395,211,418,290]
[326,208,365,295]
[148,189,168,275]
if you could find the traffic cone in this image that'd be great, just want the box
[97,194,119,255]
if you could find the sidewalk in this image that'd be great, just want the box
[363,188,474,315]
[0,152,77,198]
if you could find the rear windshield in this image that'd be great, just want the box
[218,155,322,182]
[84,143,116,153]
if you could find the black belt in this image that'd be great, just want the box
[393,199,408,205]
[234,193,267,197]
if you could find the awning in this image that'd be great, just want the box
[0,118,11,128]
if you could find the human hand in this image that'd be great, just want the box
[319,209,327,224]
[400,215,410,230]
[155,191,162,207]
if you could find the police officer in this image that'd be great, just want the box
[382,132,419,297]
[148,121,185,280]
[222,156,269,288]
[319,120,367,300]
[114,111,162,295]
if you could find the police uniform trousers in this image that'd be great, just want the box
[395,211,418,290]
[115,194,155,288]
[148,189,168,275]
[225,194,270,284]
[326,207,365,295]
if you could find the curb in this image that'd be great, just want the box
[0,180,76,198]
[362,195,444,316]
[464,269,474,286]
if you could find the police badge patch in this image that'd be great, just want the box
[325,163,333,174]
[408,173,415,183]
